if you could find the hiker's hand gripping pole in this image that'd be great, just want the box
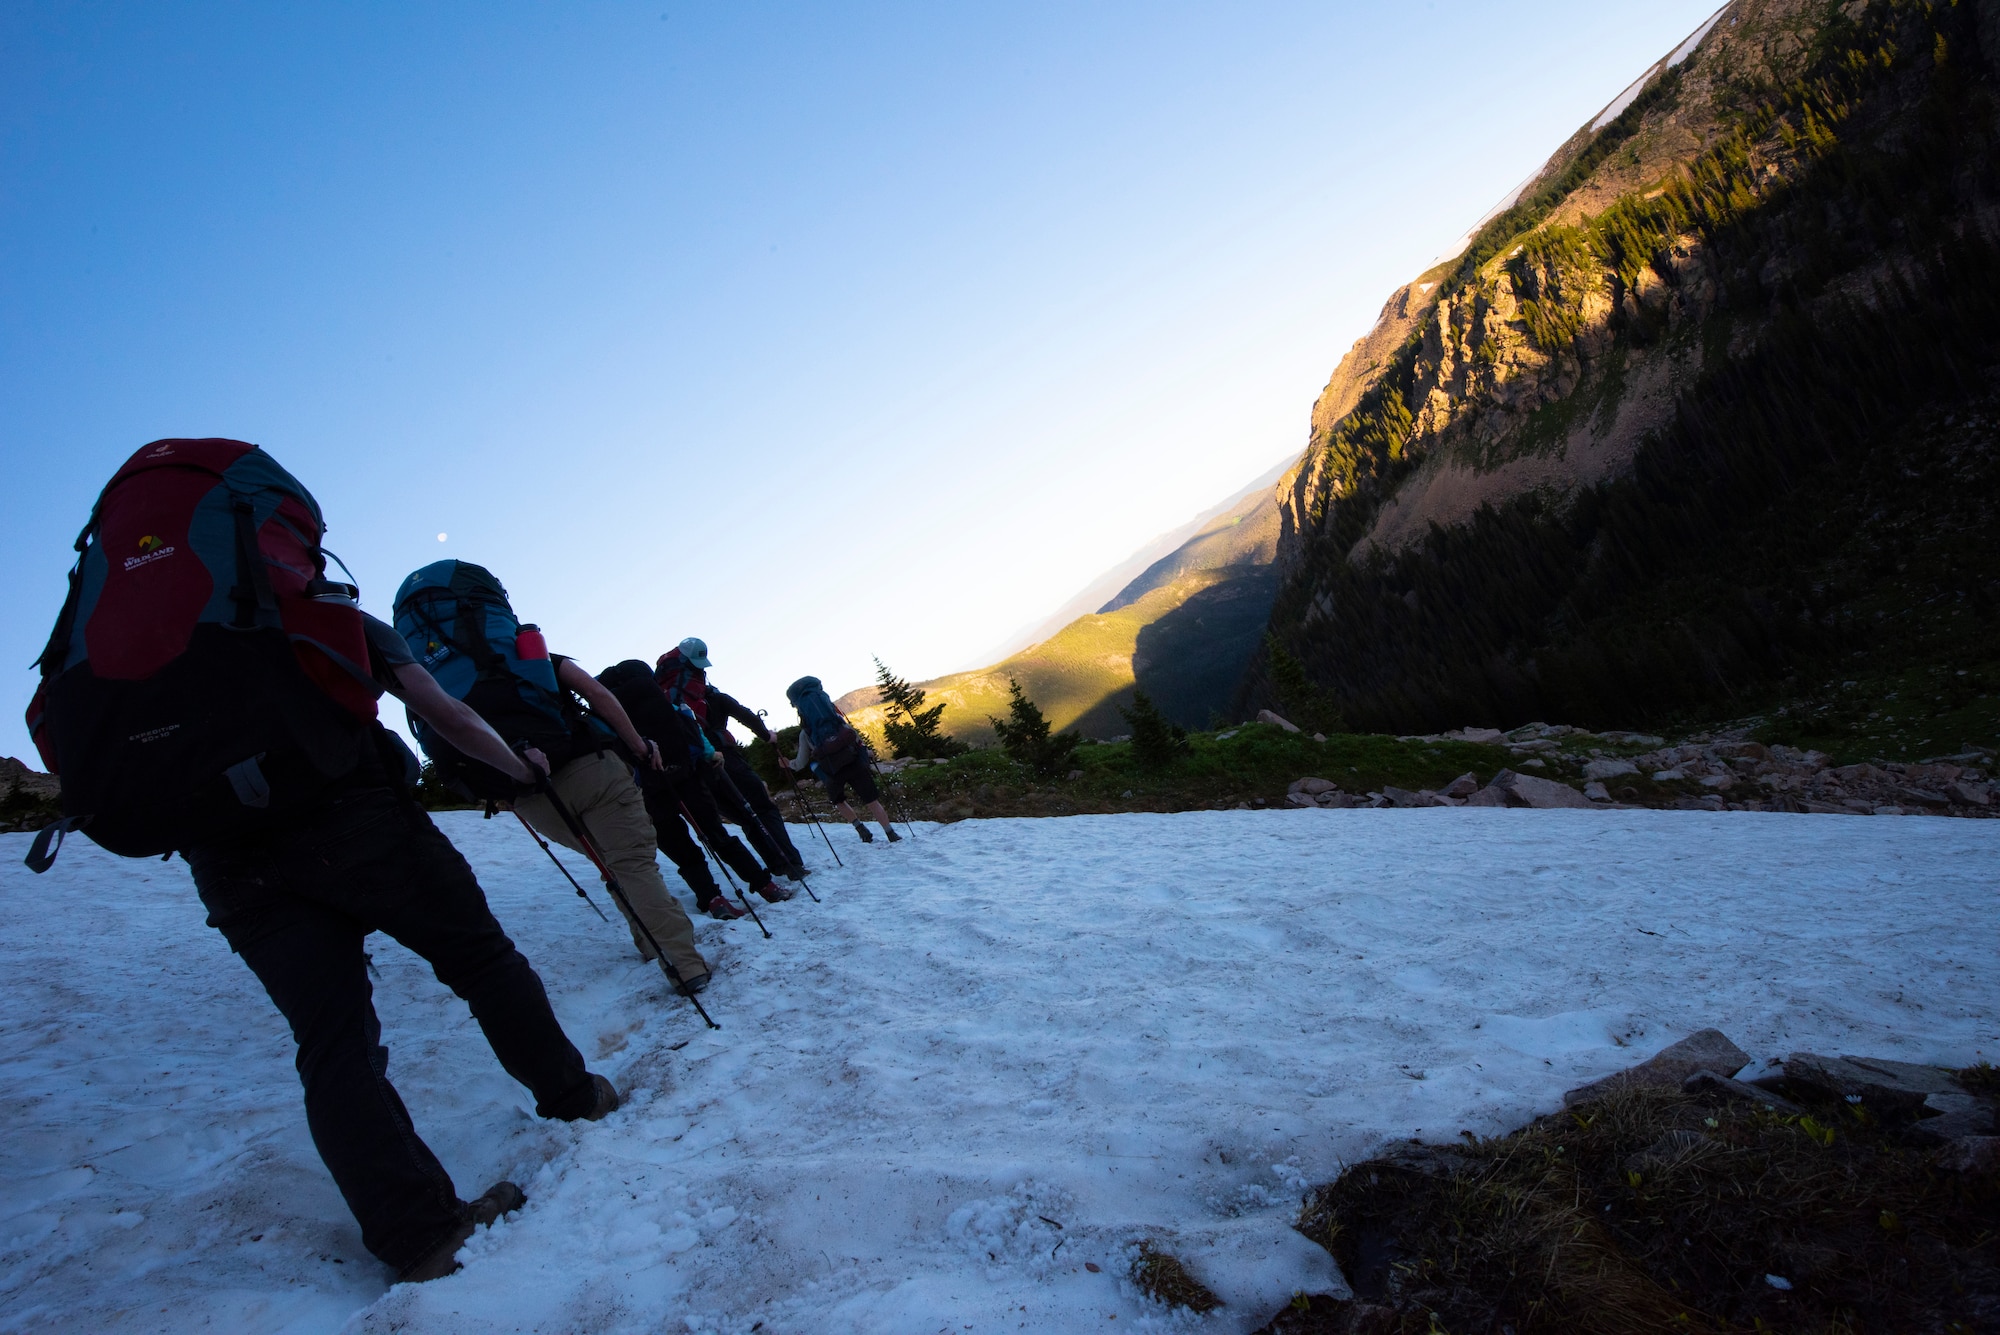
[531,777,719,1029]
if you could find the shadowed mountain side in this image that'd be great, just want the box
[1130,566,1281,729]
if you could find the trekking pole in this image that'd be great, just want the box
[677,799,772,939]
[790,774,843,867]
[537,783,718,1029]
[866,744,919,840]
[513,811,609,922]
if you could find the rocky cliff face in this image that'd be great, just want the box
[1251,0,2000,754]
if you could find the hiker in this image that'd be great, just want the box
[657,637,808,879]
[392,561,712,994]
[597,659,790,917]
[24,438,617,1284]
[783,675,900,843]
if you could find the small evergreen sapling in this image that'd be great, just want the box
[988,678,1082,777]
[873,657,968,760]
[1121,691,1189,770]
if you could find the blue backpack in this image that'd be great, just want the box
[392,560,609,797]
[786,675,860,771]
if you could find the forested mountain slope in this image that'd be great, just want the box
[1243,0,2000,760]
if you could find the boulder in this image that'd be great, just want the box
[1442,772,1480,797]
[1583,781,1611,802]
[1451,727,1506,745]
[1947,780,1992,806]
[1681,1069,1801,1113]
[1463,785,1513,808]
[1774,1054,1940,1118]
[1652,768,1687,781]
[1582,758,1639,781]
[1285,792,1317,808]
[1908,1092,1998,1143]
[1381,786,1442,808]
[1256,710,1301,734]
[1491,769,1593,810]
[1563,1029,1751,1107]
[1288,777,1340,797]
[1934,1136,2000,1175]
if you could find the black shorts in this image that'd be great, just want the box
[822,757,879,806]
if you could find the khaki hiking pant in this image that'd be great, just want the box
[515,751,709,987]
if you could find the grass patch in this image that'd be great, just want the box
[869,725,1521,820]
[1289,1085,1999,1333]
[1132,1240,1223,1314]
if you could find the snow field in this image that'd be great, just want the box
[2,809,1996,1334]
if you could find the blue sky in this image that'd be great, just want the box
[1,1,1722,760]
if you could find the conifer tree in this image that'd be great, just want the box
[1264,633,1345,734]
[987,678,1081,777]
[1120,690,1189,770]
[873,657,968,760]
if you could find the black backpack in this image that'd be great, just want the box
[598,660,704,773]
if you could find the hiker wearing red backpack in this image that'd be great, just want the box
[783,675,901,843]
[25,439,618,1284]
[391,562,713,996]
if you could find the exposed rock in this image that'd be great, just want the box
[1908,1092,1998,1143]
[1597,731,1665,747]
[1583,781,1611,802]
[1463,785,1511,808]
[1775,1054,1938,1118]
[1289,777,1341,797]
[1256,710,1301,733]
[1564,1029,1751,1107]
[0,758,59,801]
[1947,780,1992,806]
[1252,1295,1400,1335]
[1682,1068,1802,1113]
[1449,727,1505,745]
[1933,1135,2000,1175]
[1286,792,1318,808]
[1442,772,1480,798]
[1490,769,1593,810]
[1582,758,1638,781]
[1652,768,1687,781]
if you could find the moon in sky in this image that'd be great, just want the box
[436,533,447,542]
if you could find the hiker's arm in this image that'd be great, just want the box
[556,658,661,769]
[389,662,538,783]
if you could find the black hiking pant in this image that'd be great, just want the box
[721,749,803,870]
[183,785,598,1275]
[638,774,724,907]
[642,767,768,891]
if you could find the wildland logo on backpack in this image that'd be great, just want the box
[24,439,381,870]
[392,561,611,799]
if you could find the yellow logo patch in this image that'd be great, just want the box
[138,535,163,552]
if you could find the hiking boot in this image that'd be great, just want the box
[578,1073,620,1122]
[400,1182,526,1284]
[782,860,809,882]
[677,970,711,997]
[854,821,874,843]
[703,896,749,921]
[754,878,795,903]
[885,828,903,843]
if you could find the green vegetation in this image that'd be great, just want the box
[1119,690,1189,770]
[872,657,967,760]
[1263,632,1344,734]
[872,723,1519,821]
[987,678,1082,778]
